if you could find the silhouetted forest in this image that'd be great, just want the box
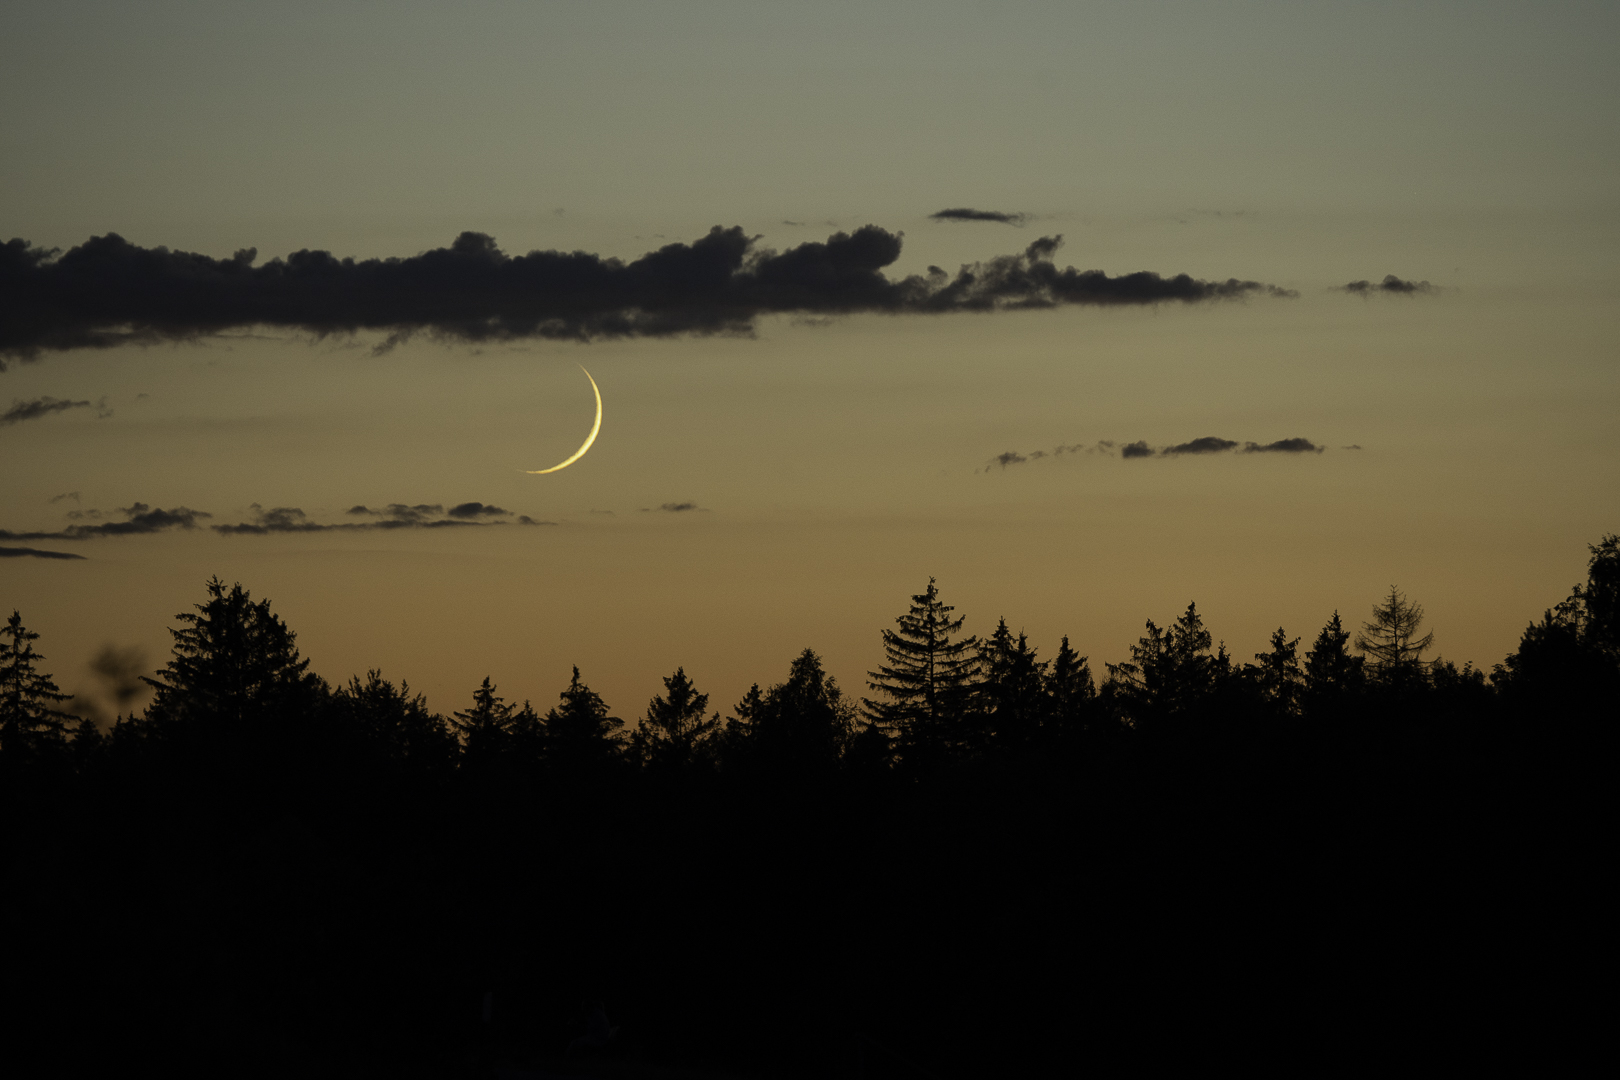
[3,538,1615,1076]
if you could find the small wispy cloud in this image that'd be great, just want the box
[641,502,706,513]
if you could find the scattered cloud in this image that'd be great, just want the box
[1340,274,1435,296]
[2,396,91,425]
[1121,441,1155,459]
[1,228,1296,362]
[642,502,705,513]
[0,545,86,560]
[979,440,1125,471]
[50,491,79,503]
[516,515,554,526]
[929,208,1029,226]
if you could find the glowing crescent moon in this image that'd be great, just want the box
[526,366,602,474]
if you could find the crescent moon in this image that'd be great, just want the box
[526,366,602,474]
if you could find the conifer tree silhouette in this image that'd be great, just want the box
[631,667,720,772]
[1572,534,1620,658]
[453,677,516,769]
[715,682,765,769]
[1254,627,1304,717]
[755,649,854,775]
[1303,612,1363,714]
[863,578,978,762]
[977,619,1047,750]
[143,577,319,728]
[0,611,73,757]
[1044,635,1097,741]
[336,670,457,772]
[544,667,625,770]
[1494,535,1620,705]
[1106,602,1216,727]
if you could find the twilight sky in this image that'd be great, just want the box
[3,0,1617,723]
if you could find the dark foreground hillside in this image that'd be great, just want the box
[2,540,1614,1076]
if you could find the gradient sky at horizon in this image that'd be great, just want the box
[4,0,1617,723]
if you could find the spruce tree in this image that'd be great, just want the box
[1254,627,1304,717]
[863,578,978,761]
[754,648,854,775]
[143,577,319,728]
[453,677,515,768]
[1045,635,1097,741]
[1106,602,1216,727]
[977,619,1046,751]
[1302,612,1363,716]
[0,611,73,757]
[335,669,457,772]
[631,667,719,772]
[544,666,625,770]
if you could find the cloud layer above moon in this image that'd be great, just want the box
[0,228,1296,363]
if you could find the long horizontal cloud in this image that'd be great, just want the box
[3,500,550,541]
[1,228,1296,362]
[1,545,86,560]
[1340,274,1434,295]
[929,208,1029,226]
[216,503,549,534]
[986,436,1326,468]
[0,503,209,542]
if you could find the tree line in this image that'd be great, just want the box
[6,536,1616,775]
[0,537,1613,1075]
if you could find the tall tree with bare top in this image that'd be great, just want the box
[1354,587,1434,685]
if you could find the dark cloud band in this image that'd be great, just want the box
[1,228,1295,362]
